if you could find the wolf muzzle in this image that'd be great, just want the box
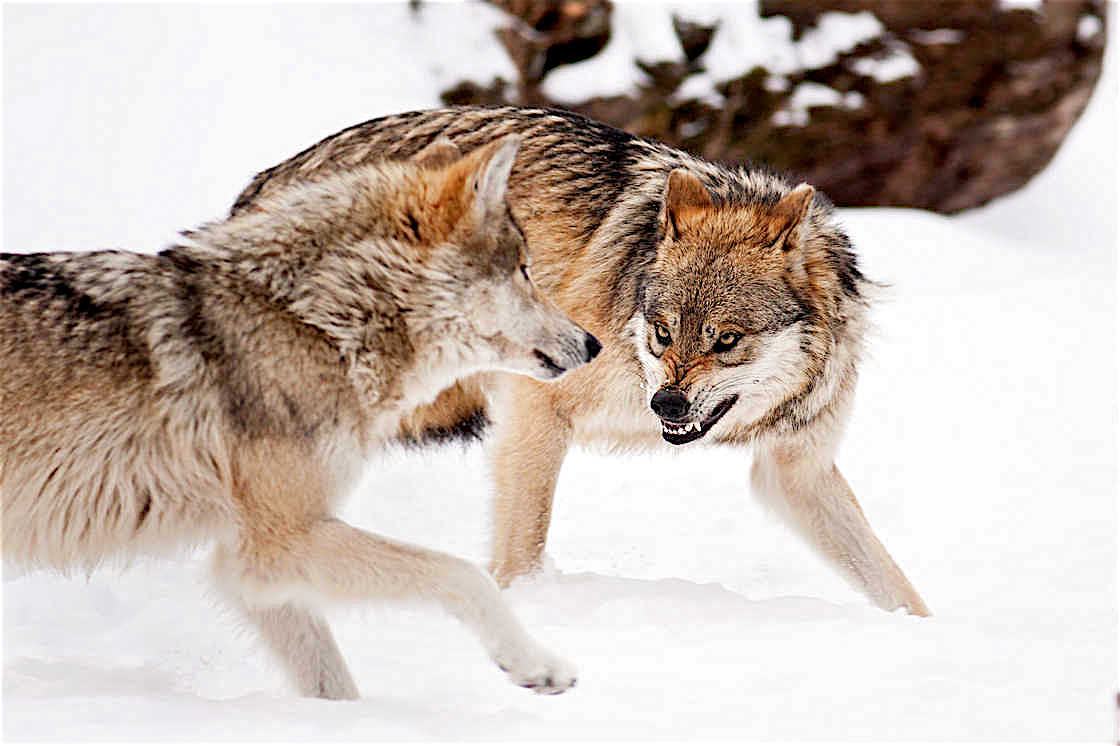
[650,386,689,421]
[532,331,601,377]
[583,333,602,362]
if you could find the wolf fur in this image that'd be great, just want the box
[1,135,600,698]
[231,105,931,617]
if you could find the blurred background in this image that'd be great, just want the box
[450,0,1108,214]
[3,1,1112,254]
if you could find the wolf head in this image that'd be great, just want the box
[185,135,599,409]
[404,135,601,382]
[631,169,831,445]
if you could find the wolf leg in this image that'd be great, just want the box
[487,378,572,587]
[751,441,931,616]
[224,518,577,696]
[248,602,360,700]
[211,549,360,700]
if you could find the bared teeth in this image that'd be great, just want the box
[661,420,701,435]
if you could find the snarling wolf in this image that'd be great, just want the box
[232,105,931,617]
[1,136,600,698]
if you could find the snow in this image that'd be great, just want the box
[795,11,883,69]
[683,8,795,85]
[2,3,515,255]
[1000,0,1044,12]
[909,28,966,46]
[542,3,685,102]
[848,42,922,83]
[1080,14,1104,43]
[690,8,883,107]
[763,73,791,92]
[772,82,863,127]
[672,70,729,108]
[546,5,884,105]
[3,3,1117,741]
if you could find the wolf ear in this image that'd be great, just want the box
[768,183,815,250]
[468,135,521,224]
[413,137,461,170]
[660,169,713,239]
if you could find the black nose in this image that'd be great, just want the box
[650,388,689,420]
[584,333,602,362]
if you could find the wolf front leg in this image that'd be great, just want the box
[750,438,931,616]
[488,376,573,587]
[216,518,577,698]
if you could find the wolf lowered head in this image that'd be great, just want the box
[632,169,820,445]
[181,134,600,415]
[410,135,601,382]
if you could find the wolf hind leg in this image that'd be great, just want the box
[220,518,577,696]
[751,441,931,617]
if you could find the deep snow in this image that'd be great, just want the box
[3,3,1117,741]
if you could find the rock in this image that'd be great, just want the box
[439,0,1107,213]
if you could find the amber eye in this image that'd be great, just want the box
[653,322,672,346]
[713,331,741,353]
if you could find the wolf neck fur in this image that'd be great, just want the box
[169,165,468,426]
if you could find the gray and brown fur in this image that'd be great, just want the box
[232,105,931,617]
[1,136,596,698]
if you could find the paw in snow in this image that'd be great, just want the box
[494,645,578,695]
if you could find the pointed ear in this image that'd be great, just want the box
[467,135,521,224]
[660,169,713,239]
[768,183,815,249]
[412,137,461,170]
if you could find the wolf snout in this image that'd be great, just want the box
[531,329,600,380]
[650,387,690,421]
[532,349,567,377]
[583,332,601,362]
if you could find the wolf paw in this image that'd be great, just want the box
[494,645,578,695]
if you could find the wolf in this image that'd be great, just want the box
[1,135,600,699]
[231,105,931,617]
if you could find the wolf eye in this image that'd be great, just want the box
[653,322,672,346]
[713,331,742,352]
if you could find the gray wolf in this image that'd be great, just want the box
[1,136,598,698]
[232,105,931,617]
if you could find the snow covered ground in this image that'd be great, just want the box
[3,3,1116,740]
